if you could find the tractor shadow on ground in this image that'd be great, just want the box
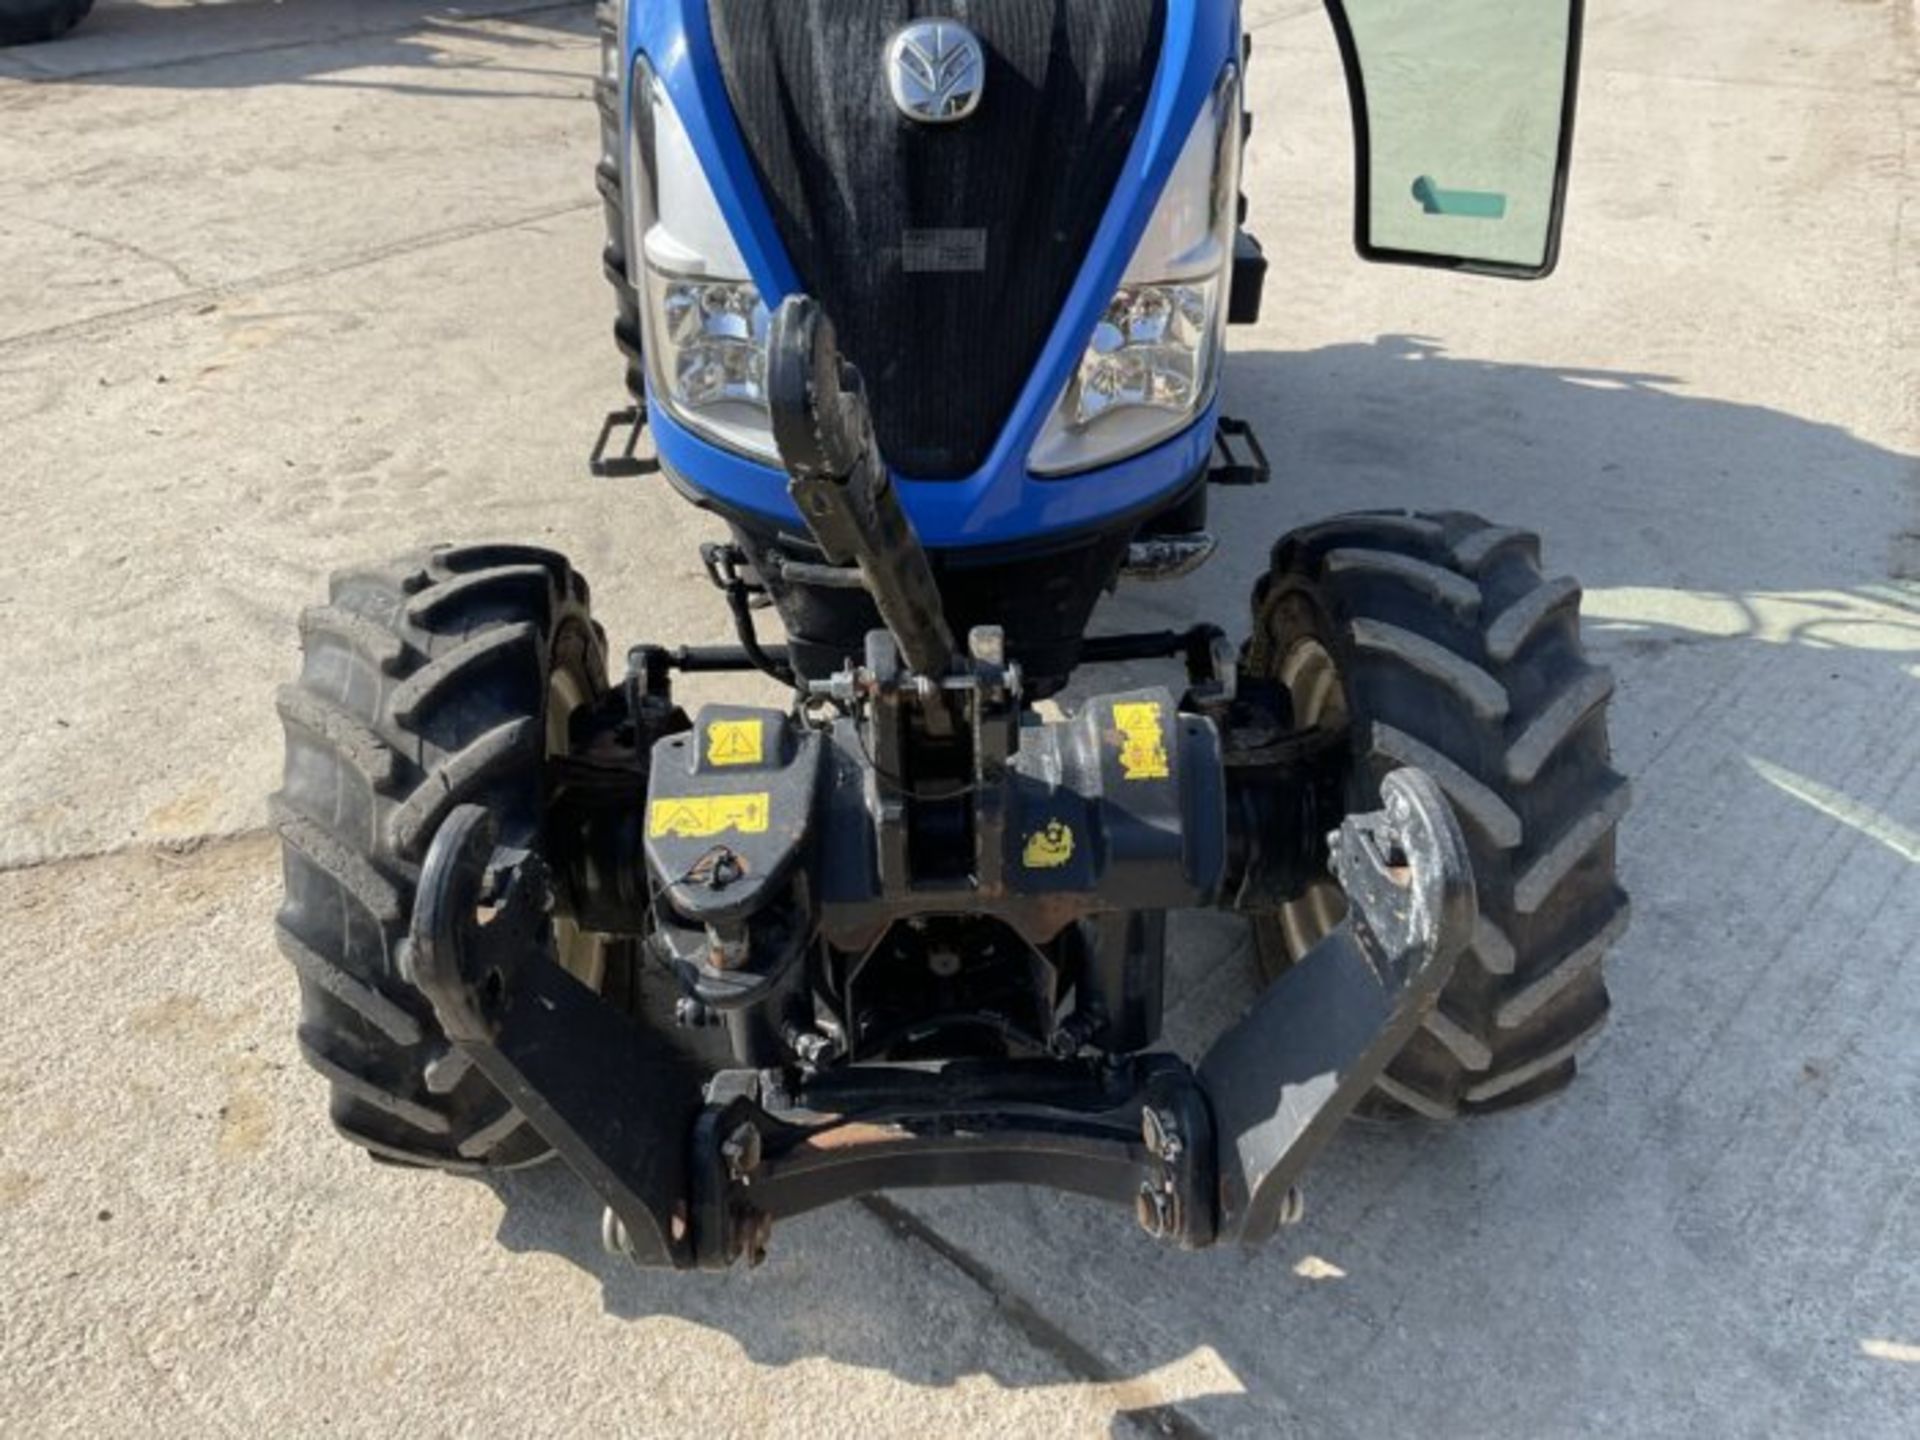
[0,0,592,96]
[485,337,1917,1433]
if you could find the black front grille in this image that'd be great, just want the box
[709,0,1165,479]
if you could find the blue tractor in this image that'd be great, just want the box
[275,0,1628,1267]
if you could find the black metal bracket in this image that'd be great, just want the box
[589,405,658,479]
[1209,415,1271,487]
[1200,767,1475,1241]
[685,1056,1219,1266]
[406,761,1473,1267]
[1229,230,1268,325]
[1078,624,1233,691]
[407,804,709,1268]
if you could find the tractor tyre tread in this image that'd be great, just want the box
[274,544,606,1170]
[1248,510,1630,1117]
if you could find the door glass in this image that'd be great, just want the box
[1327,1,1580,277]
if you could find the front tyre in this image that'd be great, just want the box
[273,545,610,1169]
[1246,512,1631,1117]
[0,0,93,44]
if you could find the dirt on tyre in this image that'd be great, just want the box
[273,545,611,1170]
[1246,510,1632,1118]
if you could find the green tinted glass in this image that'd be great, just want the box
[1330,1,1579,276]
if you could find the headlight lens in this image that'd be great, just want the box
[1030,66,1242,477]
[1076,281,1218,425]
[630,58,778,461]
[649,274,770,410]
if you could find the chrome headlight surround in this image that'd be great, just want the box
[1030,66,1243,478]
[629,57,778,462]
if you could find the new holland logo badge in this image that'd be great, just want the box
[886,21,985,125]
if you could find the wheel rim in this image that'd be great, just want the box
[546,663,608,992]
[1276,639,1352,961]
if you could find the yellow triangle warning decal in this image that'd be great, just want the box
[649,794,771,841]
[707,719,765,768]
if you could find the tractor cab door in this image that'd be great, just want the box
[1322,0,1583,278]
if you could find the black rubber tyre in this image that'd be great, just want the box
[594,0,646,402]
[0,0,93,45]
[273,545,610,1170]
[1246,511,1631,1117]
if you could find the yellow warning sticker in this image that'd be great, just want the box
[1113,702,1170,782]
[706,719,765,768]
[1023,820,1076,870]
[648,793,771,841]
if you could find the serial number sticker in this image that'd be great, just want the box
[1023,820,1076,870]
[1113,702,1170,782]
[706,719,765,768]
[648,794,771,841]
[902,227,988,274]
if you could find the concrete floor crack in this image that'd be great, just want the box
[0,826,271,877]
[6,1,587,86]
[857,1195,1217,1440]
[0,199,596,354]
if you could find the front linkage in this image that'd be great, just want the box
[406,298,1476,1268]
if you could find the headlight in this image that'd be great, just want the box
[1075,282,1218,425]
[648,273,769,411]
[1030,66,1242,477]
[630,58,777,461]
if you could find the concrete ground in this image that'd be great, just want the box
[1,0,1915,1434]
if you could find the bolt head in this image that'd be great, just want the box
[1278,1186,1306,1227]
[1141,1106,1181,1160]
[968,626,1007,666]
[1386,785,1412,826]
[721,1122,763,1180]
[601,1208,633,1259]
[1135,1184,1180,1240]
